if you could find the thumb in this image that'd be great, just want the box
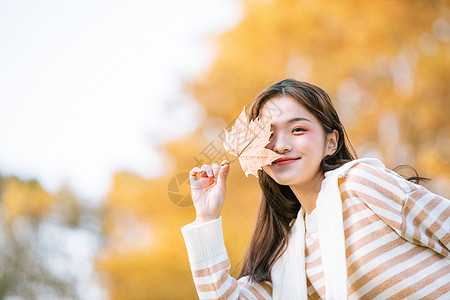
[217,161,230,189]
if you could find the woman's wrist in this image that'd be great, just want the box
[195,214,220,224]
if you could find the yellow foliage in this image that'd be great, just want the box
[1,177,52,221]
[98,0,450,298]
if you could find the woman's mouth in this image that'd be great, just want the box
[272,157,300,165]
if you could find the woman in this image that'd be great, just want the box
[182,79,450,299]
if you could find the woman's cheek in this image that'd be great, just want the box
[294,135,314,151]
[298,132,323,152]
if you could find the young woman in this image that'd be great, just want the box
[182,79,450,299]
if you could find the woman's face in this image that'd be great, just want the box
[261,96,336,188]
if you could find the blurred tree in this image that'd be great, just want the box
[0,175,102,299]
[97,0,450,299]
[189,0,449,182]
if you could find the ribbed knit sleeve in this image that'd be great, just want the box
[402,185,450,258]
[344,162,450,258]
[182,217,228,264]
[340,162,450,299]
[181,217,273,299]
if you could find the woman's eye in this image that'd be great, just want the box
[292,127,306,133]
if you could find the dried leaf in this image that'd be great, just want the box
[223,107,282,177]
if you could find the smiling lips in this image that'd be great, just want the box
[272,157,300,165]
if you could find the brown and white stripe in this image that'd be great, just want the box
[305,228,325,299]
[189,255,272,299]
[300,163,449,299]
[305,163,450,299]
[184,162,450,299]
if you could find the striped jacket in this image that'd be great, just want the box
[181,162,450,299]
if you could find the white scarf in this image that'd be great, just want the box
[270,158,385,299]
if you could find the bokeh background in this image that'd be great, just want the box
[0,0,449,299]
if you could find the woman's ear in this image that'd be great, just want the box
[326,129,339,155]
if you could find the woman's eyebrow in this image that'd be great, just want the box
[287,117,311,124]
[270,117,311,128]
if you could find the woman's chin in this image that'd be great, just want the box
[269,174,298,186]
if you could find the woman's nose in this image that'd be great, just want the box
[267,134,292,154]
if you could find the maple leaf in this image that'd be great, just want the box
[223,107,283,177]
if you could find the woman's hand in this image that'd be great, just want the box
[189,160,230,224]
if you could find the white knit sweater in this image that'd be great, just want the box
[182,159,450,299]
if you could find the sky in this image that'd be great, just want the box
[0,0,241,204]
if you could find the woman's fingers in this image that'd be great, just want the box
[211,163,220,179]
[189,167,203,177]
[189,167,203,183]
[190,161,230,183]
[217,160,230,187]
[201,164,214,177]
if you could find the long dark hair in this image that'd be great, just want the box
[239,79,357,282]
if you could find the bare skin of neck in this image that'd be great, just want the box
[290,172,325,214]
